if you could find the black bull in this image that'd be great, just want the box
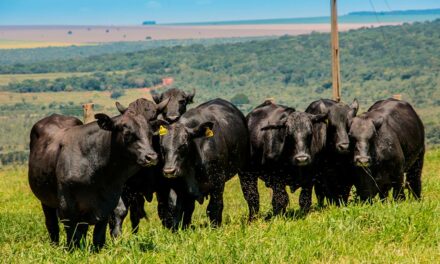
[110,88,195,236]
[306,99,359,205]
[28,99,168,248]
[246,100,327,215]
[349,98,425,201]
[158,98,259,228]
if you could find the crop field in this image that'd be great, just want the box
[0,40,90,50]
[0,149,439,263]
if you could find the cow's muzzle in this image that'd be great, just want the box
[293,154,311,166]
[163,167,178,178]
[354,155,370,167]
[138,153,158,167]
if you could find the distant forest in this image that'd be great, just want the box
[348,8,440,16]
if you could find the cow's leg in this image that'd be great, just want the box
[109,197,128,239]
[406,151,424,199]
[42,204,59,245]
[63,219,88,249]
[299,187,312,213]
[93,219,108,250]
[271,182,288,216]
[238,172,260,221]
[207,184,225,227]
[41,204,59,243]
[130,194,146,234]
[392,170,406,201]
[314,180,325,207]
[157,188,173,229]
[182,198,196,229]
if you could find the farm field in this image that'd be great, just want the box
[0,149,439,263]
[0,72,93,86]
[0,39,89,49]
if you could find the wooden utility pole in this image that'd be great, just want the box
[331,0,341,102]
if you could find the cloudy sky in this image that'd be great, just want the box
[0,0,439,25]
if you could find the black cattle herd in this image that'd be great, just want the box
[28,88,425,249]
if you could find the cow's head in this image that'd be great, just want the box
[349,115,383,167]
[95,100,168,167]
[153,88,195,122]
[160,121,214,178]
[326,99,359,154]
[262,111,328,167]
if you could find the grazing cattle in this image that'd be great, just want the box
[305,99,359,205]
[153,88,195,122]
[159,98,258,229]
[28,99,168,249]
[110,89,195,237]
[349,98,425,201]
[247,100,327,215]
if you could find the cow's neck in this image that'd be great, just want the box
[78,121,140,186]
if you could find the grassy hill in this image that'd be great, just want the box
[1,149,439,262]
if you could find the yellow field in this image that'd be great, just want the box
[0,39,91,49]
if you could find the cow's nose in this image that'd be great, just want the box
[294,154,311,166]
[355,155,370,167]
[337,142,350,152]
[167,115,179,122]
[163,168,176,177]
[144,153,158,166]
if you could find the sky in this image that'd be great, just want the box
[0,0,439,25]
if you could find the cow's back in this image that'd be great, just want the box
[368,99,425,169]
[28,114,83,207]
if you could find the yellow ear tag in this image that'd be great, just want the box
[159,125,168,136]
[205,127,214,138]
[325,119,329,125]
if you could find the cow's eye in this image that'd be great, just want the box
[123,132,133,143]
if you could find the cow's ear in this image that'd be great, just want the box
[95,113,114,131]
[186,89,196,104]
[311,113,328,124]
[115,102,127,114]
[151,119,170,136]
[373,117,384,130]
[189,121,214,138]
[153,93,162,104]
[349,99,359,117]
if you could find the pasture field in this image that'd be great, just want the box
[0,40,89,50]
[0,72,93,86]
[0,149,439,263]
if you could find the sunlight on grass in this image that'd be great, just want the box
[0,150,439,262]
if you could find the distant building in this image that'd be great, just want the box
[142,21,157,25]
[162,77,174,86]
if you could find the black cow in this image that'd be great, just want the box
[153,88,195,122]
[305,99,359,205]
[349,98,425,201]
[28,99,168,249]
[247,100,327,215]
[110,89,195,237]
[159,98,258,228]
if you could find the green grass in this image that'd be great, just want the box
[0,72,93,86]
[1,149,440,263]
